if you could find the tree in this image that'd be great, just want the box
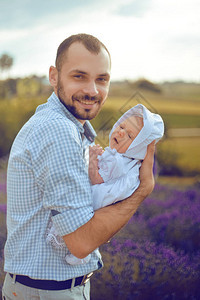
[16,76,42,98]
[0,53,13,76]
[135,79,162,93]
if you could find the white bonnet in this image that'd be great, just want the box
[109,104,164,160]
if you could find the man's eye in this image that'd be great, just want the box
[74,75,83,79]
[97,77,107,82]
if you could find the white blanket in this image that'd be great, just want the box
[92,104,164,210]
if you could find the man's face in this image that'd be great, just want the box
[51,42,111,124]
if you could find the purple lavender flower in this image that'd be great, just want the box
[0,183,6,194]
[0,204,6,214]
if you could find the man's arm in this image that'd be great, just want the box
[63,142,155,258]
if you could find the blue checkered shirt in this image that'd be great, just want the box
[4,92,103,280]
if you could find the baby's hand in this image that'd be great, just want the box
[89,144,104,158]
[89,144,104,185]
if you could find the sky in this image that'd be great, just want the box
[0,0,200,83]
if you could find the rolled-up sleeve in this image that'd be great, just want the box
[52,207,94,236]
[27,117,94,236]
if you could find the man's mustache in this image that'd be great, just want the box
[73,94,102,102]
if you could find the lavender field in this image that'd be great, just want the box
[0,158,7,297]
[91,183,200,299]
[0,161,200,299]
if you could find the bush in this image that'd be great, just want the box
[0,97,45,157]
[135,79,162,94]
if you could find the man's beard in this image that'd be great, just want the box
[57,83,103,121]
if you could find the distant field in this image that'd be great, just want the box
[161,114,200,128]
[157,136,200,175]
[94,94,200,130]
[91,92,200,176]
[0,83,199,176]
[160,82,200,102]
[157,176,198,187]
[105,95,200,116]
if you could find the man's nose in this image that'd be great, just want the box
[82,81,99,97]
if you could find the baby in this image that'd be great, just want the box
[46,104,164,265]
[90,103,164,211]
[89,114,143,185]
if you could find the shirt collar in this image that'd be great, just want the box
[49,92,96,142]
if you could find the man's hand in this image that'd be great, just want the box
[63,142,156,259]
[139,141,155,197]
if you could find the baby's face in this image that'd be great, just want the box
[109,116,143,153]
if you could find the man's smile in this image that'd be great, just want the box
[74,98,98,105]
[73,97,99,110]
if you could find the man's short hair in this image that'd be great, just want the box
[56,33,111,71]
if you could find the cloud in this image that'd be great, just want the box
[115,0,152,17]
[0,0,200,82]
[0,0,99,29]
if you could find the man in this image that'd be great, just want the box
[3,33,155,299]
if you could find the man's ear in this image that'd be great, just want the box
[49,66,58,91]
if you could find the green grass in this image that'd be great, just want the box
[104,95,200,116]
[157,176,198,187]
[91,93,200,176]
[157,137,200,176]
[0,86,199,176]
[162,114,200,128]
[160,82,200,102]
